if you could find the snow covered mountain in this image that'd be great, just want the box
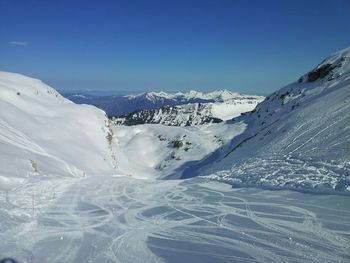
[184,47,350,193]
[0,72,117,192]
[113,95,262,126]
[113,103,222,126]
[64,89,263,118]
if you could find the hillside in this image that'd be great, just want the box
[112,123,245,178]
[185,47,350,193]
[0,72,117,192]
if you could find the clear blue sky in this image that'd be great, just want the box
[1,0,350,95]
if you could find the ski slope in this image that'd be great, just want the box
[187,47,350,193]
[1,176,349,263]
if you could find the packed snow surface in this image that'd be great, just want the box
[1,177,350,263]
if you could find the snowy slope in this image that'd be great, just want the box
[190,47,350,192]
[113,122,246,179]
[3,176,349,263]
[0,72,117,192]
[65,89,263,117]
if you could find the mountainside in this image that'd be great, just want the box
[0,72,117,192]
[113,94,263,126]
[64,89,263,118]
[0,72,245,184]
[185,47,350,193]
[113,103,222,126]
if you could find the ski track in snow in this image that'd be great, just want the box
[1,176,349,263]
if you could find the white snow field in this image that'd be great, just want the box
[1,47,350,263]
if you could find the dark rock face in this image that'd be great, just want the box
[172,140,183,148]
[307,63,333,82]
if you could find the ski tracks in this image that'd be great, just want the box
[1,177,350,263]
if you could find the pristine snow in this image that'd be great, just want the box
[113,122,246,179]
[0,72,117,192]
[210,99,261,120]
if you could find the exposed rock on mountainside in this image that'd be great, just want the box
[113,103,223,126]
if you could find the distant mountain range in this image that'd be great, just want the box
[113,97,264,126]
[63,90,264,120]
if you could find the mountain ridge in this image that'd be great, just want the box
[64,89,264,117]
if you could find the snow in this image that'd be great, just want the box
[0,71,117,192]
[1,176,349,263]
[211,99,261,120]
[113,122,246,179]
[190,47,350,192]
